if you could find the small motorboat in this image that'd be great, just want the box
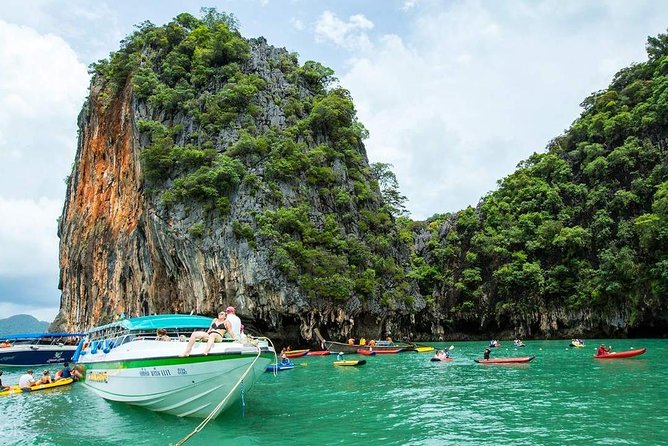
[0,378,74,396]
[0,333,85,367]
[284,349,309,358]
[306,350,330,356]
[266,361,295,372]
[474,356,535,364]
[334,360,366,367]
[594,348,646,359]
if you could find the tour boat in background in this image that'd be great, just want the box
[0,332,85,367]
[75,314,275,418]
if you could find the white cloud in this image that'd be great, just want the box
[0,197,61,277]
[314,11,374,52]
[340,1,668,219]
[0,20,88,199]
[0,21,87,316]
[290,17,304,31]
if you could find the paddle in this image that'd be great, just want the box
[448,345,455,351]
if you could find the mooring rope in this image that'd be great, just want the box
[173,337,272,446]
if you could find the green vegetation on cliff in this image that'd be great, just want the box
[90,9,411,307]
[90,9,667,336]
[409,33,668,335]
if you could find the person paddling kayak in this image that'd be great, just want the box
[597,344,611,355]
[483,348,491,360]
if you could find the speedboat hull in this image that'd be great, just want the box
[80,345,274,418]
[76,314,274,419]
[0,345,77,367]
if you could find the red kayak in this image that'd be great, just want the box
[357,349,377,356]
[594,348,646,359]
[373,349,401,354]
[284,349,309,358]
[474,355,535,364]
[307,350,331,356]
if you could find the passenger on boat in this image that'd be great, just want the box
[280,349,290,365]
[368,339,376,347]
[483,348,491,360]
[55,362,82,381]
[0,340,10,348]
[359,338,367,346]
[156,328,171,341]
[18,370,36,391]
[434,350,445,360]
[597,344,611,356]
[179,311,232,357]
[347,338,355,345]
[37,370,52,384]
[225,306,242,340]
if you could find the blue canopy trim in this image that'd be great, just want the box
[87,314,213,334]
[2,332,85,340]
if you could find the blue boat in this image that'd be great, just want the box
[266,360,295,372]
[0,333,85,367]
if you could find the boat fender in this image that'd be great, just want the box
[103,340,112,354]
[91,341,99,354]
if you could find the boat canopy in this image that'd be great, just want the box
[1,332,85,340]
[88,314,213,334]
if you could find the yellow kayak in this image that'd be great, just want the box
[415,346,435,353]
[0,378,73,396]
[334,360,366,367]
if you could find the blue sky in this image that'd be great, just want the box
[1,0,668,322]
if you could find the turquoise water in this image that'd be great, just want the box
[1,339,666,445]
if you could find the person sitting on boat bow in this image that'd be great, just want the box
[0,340,10,348]
[225,306,242,340]
[179,311,232,357]
[597,344,611,356]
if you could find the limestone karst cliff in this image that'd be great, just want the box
[56,12,668,342]
[56,12,420,344]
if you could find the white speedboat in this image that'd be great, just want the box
[75,314,275,418]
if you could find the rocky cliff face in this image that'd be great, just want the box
[56,18,421,345]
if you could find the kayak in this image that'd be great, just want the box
[0,378,74,396]
[307,350,331,356]
[415,346,435,353]
[284,349,310,358]
[569,343,586,348]
[373,349,401,354]
[357,349,376,356]
[266,362,295,372]
[334,360,366,367]
[594,348,646,359]
[474,356,535,364]
[430,357,453,362]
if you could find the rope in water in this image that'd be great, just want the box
[173,337,271,446]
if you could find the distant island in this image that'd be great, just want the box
[0,314,50,336]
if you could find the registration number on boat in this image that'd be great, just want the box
[139,368,179,377]
[88,371,108,383]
